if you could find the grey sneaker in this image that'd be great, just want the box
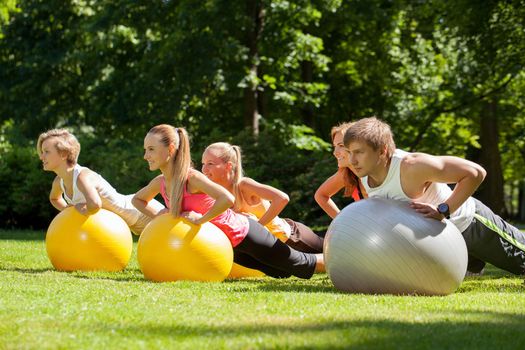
[465,268,485,277]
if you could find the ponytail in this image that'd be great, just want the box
[169,127,192,217]
[230,145,245,211]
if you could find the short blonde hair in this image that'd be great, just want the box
[343,117,396,158]
[37,129,81,166]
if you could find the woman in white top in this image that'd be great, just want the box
[37,129,164,235]
[201,142,324,253]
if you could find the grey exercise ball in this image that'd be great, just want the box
[324,198,468,295]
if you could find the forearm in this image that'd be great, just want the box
[132,196,157,218]
[50,198,68,211]
[258,198,287,226]
[446,177,483,214]
[315,194,340,219]
[195,198,231,224]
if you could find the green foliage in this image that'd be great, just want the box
[0,0,525,226]
[77,131,157,194]
[0,0,18,35]
[0,142,55,228]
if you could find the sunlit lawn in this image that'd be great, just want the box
[0,229,524,350]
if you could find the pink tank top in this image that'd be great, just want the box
[160,175,248,247]
[159,177,171,208]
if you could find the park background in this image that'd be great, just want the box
[1,0,525,230]
[1,2,525,349]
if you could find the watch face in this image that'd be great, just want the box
[438,203,449,214]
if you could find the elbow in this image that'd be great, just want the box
[280,193,290,206]
[478,166,487,182]
[131,195,140,208]
[132,195,146,209]
[474,164,487,184]
[225,192,235,208]
[314,190,324,205]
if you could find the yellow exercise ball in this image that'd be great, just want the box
[228,263,265,279]
[46,207,133,272]
[137,214,234,282]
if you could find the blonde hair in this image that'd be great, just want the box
[147,124,191,217]
[331,122,358,197]
[343,116,396,158]
[204,142,245,211]
[37,129,80,166]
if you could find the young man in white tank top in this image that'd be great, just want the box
[342,117,525,277]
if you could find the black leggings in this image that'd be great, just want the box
[233,219,317,279]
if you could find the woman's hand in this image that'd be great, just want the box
[74,203,91,216]
[181,211,204,225]
[155,207,169,216]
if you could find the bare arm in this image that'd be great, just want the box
[75,170,103,215]
[404,153,486,218]
[239,178,289,226]
[314,171,345,219]
[184,171,235,225]
[49,176,68,211]
[132,175,164,218]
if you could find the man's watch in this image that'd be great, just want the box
[437,203,450,219]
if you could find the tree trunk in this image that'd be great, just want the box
[244,0,264,137]
[301,60,315,128]
[519,181,525,221]
[476,100,506,216]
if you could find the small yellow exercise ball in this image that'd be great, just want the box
[46,207,133,272]
[228,263,265,279]
[137,214,234,282]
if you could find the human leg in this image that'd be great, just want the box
[461,199,525,275]
[284,218,324,253]
[466,254,486,275]
[234,219,317,279]
[233,251,291,278]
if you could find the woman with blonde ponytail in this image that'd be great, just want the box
[202,142,324,253]
[133,125,325,279]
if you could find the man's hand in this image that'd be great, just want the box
[410,201,445,220]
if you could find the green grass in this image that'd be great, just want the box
[0,229,524,350]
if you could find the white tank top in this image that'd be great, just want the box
[60,164,141,227]
[362,149,475,232]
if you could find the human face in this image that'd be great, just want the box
[345,140,384,179]
[143,133,171,171]
[40,138,65,171]
[332,131,351,168]
[201,149,230,187]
